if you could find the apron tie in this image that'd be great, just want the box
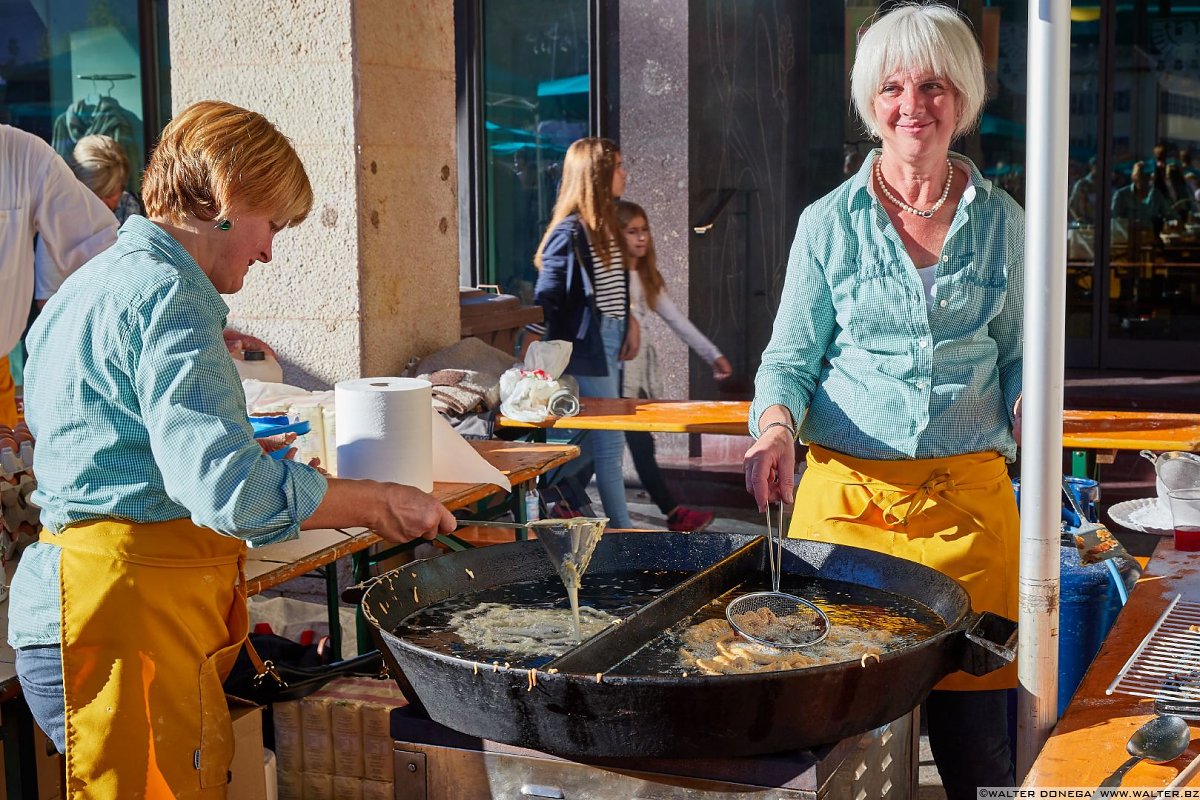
[878,470,977,528]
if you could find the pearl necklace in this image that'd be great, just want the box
[875,158,954,219]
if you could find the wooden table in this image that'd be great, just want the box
[1023,540,1200,790]
[498,398,752,435]
[244,440,578,653]
[500,399,1200,477]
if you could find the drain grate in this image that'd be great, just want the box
[1107,594,1200,701]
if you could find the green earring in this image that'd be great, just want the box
[217,219,232,231]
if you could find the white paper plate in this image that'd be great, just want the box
[1108,498,1172,536]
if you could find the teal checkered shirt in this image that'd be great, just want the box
[750,150,1024,462]
[8,216,327,648]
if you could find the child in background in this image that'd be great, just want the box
[618,200,732,531]
[529,138,638,529]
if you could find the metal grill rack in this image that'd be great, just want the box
[1107,594,1200,701]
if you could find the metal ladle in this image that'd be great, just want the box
[1092,714,1190,794]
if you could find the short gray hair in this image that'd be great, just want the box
[850,2,986,140]
[71,134,129,200]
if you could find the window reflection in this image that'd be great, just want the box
[1104,7,1200,346]
[0,0,147,192]
[481,1,589,304]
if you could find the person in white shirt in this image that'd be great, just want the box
[618,200,732,531]
[0,124,118,426]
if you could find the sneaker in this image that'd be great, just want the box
[667,507,714,532]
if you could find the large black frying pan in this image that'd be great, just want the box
[359,531,1015,758]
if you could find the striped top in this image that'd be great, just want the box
[589,237,627,318]
[750,150,1024,462]
[8,216,327,648]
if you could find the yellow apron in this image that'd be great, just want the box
[0,354,17,428]
[45,518,251,799]
[791,444,1018,691]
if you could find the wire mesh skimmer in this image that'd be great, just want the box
[725,501,831,648]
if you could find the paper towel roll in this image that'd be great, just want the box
[335,377,433,492]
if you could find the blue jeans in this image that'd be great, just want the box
[567,316,632,529]
[16,645,66,753]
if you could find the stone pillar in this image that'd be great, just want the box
[168,0,459,388]
[618,0,690,459]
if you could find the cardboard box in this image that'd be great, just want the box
[228,696,267,800]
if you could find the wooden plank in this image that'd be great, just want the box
[499,399,1200,454]
[1062,410,1200,452]
[499,398,750,435]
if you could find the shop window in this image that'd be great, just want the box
[0,0,168,192]
[469,0,591,303]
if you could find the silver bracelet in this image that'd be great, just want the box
[755,421,797,441]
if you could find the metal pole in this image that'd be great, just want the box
[1017,0,1070,781]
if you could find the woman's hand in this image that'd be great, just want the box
[1012,393,1023,447]
[304,479,457,543]
[224,328,276,358]
[371,483,458,543]
[620,315,641,361]
[744,408,797,511]
[256,432,297,460]
[712,356,733,381]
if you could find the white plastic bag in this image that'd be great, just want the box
[522,340,572,379]
[499,367,561,423]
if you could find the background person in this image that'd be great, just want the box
[0,123,117,428]
[743,5,1023,797]
[528,137,639,529]
[7,100,455,797]
[32,134,143,306]
[618,199,731,531]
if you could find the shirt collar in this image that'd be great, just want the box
[117,215,229,316]
[847,148,994,213]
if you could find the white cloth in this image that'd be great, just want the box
[625,274,724,398]
[915,264,939,307]
[0,124,117,353]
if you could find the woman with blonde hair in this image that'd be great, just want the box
[528,137,638,529]
[745,4,1022,796]
[9,100,455,797]
[71,133,143,221]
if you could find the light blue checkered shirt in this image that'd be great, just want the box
[750,150,1024,462]
[8,216,327,648]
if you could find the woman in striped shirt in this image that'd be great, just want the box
[530,137,639,529]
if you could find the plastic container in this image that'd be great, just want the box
[233,349,283,383]
[1058,544,1131,716]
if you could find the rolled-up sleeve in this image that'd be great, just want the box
[749,209,836,436]
[129,281,327,545]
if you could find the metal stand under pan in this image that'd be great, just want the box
[390,703,920,800]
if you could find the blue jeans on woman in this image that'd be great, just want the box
[16,644,66,753]
[567,316,632,529]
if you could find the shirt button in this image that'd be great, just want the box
[939,299,948,308]
[919,339,929,348]
[916,381,926,390]
[942,254,950,263]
